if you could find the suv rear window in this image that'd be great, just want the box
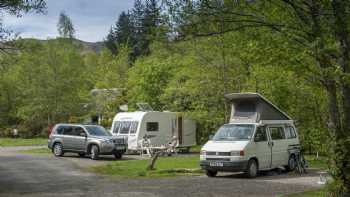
[62,126,74,135]
[55,126,65,134]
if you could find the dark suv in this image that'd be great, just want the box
[48,124,127,160]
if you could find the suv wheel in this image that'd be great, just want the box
[246,159,258,178]
[206,170,217,177]
[53,143,64,157]
[90,145,99,160]
[78,153,86,157]
[114,153,122,159]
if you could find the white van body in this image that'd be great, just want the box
[111,111,196,151]
[200,93,300,177]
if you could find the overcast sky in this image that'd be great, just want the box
[3,0,134,42]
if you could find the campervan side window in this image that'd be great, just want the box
[285,126,297,139]
[270,127,285,140]
[146,122,159,132]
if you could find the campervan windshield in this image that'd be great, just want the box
[212,124,255,141]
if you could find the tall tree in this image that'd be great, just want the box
[105,11,134,55]
[106,0,164,60]
[57,11,75,39]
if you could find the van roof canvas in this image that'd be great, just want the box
[225,92,292,123]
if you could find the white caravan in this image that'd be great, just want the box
[200,93,300,178]
[111,111,196,152]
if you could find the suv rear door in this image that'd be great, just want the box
[62,126,75,150]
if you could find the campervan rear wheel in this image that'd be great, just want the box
[285,154,296,172]
[246,159,258,178]
[205,170,217,177]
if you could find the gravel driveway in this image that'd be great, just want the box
[0,146,324,197]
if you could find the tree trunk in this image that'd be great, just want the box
[147,151,161,171]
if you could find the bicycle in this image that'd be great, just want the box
[294,150,307,175]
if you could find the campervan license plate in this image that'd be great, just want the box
[209,161,223,167]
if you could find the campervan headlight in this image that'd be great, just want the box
[200,150,206,155]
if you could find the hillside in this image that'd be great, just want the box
[16,38,105,53]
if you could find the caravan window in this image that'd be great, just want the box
[112,121,121,134]
[147,122,159,132]
[114,121,138,134]
[120,122,131,134]
[130,122,138,134]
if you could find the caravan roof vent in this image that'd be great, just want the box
[136,103,154,111]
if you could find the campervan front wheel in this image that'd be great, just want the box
[205,170,217,177]
[246,159,258,178]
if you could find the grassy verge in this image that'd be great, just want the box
[18,148,51,154]
[91,156,202,178]
[304,154,328,170]
[190,145,202,153]
[0,138,47,147]
[285,189,326,197]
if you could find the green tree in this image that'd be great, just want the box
[11,39,88,135]
[57,11,75,39]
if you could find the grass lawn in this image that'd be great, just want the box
[0,138,48,147]
[91,156,202,178]
[285,189,326,197]
[18,148,51,154]
[304,154,328,170]
[190,145,202,153]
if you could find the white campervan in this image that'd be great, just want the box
[200,93,300,178]
[111,111,196,152]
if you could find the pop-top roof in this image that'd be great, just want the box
[225,92,291,123]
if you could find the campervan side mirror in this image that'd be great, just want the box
[254,133,262,142]
[209,134,214,140]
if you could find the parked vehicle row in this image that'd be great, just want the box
[47,92,302,179]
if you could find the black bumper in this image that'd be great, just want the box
[200,160,248,172]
